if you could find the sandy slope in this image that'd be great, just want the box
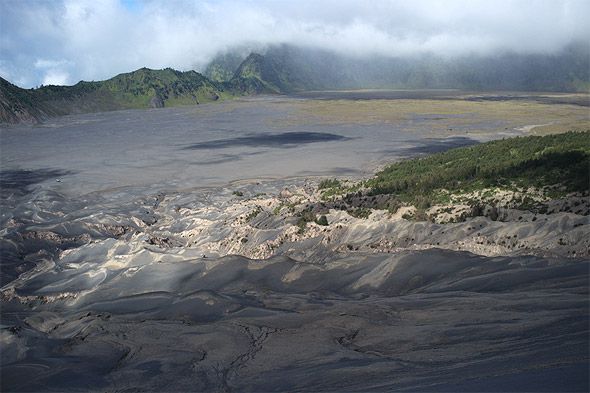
[2,249,588,392]
[1,179,588,392]
[2,250,589,391]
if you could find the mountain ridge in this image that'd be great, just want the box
[227,53,283,94]
[3,42,590,124]
[0,67,238,124]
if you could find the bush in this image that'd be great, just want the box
[316,215,329,226]
[296,209,316,233]
[347,208,371,219]
[246,206,262,221]
[318,178,341,190]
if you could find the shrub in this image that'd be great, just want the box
[246,206,262,221]
[347,208,371,219]
[296,209,316,233]
[316,215,329,226]
[318,178,341,190]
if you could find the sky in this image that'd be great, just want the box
[1,0,588,88]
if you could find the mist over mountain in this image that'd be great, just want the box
[2,1,589,89]
[206,42,590,92]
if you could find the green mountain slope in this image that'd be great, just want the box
[317,131,590,219]
[204,51,249,83]
[226,53,286,94]
[368,131,590,200]
[1,68,233,124]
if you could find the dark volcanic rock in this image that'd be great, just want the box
[149,95,164,108]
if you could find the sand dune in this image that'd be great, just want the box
[1,180,588,392]
[2,249,588,392]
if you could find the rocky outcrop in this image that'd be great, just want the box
[149,95,164,108]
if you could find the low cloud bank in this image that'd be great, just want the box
[1,0,588,88]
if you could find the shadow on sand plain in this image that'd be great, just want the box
[0,168,73,196]
[182,132,351,150]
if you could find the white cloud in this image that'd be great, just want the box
[0,0,588,87]
[34,58,73,86]
[42,70,71,86]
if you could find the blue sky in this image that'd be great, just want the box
[120,0,142,12]
[1,0,588,88]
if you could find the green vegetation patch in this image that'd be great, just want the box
[295,209,330,233]
[316,215,329,226]
[246,206,263,222]
[318,178,362,200]
[318,178,341,189]
[296,209,317,234]
[367,131,590,204]
[347,208,372,219]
